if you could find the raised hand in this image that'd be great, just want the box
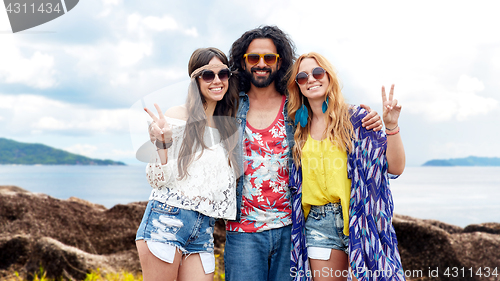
[144,103,173,143]
[381,84,402,129]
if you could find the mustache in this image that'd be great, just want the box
[251,67,272,72]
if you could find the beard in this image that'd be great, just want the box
[244,66,278,88]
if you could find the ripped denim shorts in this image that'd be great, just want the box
[136,200,216,256]
[305,202,349,258]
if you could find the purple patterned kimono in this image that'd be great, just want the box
[290,106,406,281]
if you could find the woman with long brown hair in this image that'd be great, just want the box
[288,52,406,281]
[135,47,239,281]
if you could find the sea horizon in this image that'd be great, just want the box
[1,165,499,228]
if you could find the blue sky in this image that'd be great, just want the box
[1,0,499,166]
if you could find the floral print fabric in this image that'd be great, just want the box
[226,96,292,232]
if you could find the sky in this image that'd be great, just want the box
[1,0,499,166]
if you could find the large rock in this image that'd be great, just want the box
[1,186,499,281]
[0,185,145,279]
[393,214,500,281]
[0,185,227,280]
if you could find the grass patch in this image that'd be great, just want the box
[3,253,226,281]
[3,267,143,281]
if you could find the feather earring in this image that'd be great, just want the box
[294,96,309,128]
[322,96,329,113]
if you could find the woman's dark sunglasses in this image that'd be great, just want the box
[295,67,326,85]
[199,68,232,83]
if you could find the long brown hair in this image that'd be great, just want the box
[287,52,354,167]
[177,47,239,180]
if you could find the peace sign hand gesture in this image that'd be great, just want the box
[144,103,173,144]
[382,84,402,130]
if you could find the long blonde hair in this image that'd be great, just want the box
[287,52,354,167]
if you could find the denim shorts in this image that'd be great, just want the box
[136,200,216,272]
[305,202,349,259]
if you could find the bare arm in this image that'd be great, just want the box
[382,85,405,175]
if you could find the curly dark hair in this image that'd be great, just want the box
[229,25,296,95]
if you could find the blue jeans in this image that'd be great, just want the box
[224,224,292,281]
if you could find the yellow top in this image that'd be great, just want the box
[301,135,351,236]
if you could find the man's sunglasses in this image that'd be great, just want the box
[243,53,280,65]
[199,68,232,83]
[295,67,326,85]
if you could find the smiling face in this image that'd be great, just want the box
[243,38,281,88]
[197,56,229,104]
[297,57,329,102]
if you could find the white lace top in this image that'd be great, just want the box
[146,117,236,220]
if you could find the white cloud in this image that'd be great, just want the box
[404,75,498,122]
[126,13,198,37]
[102,0,120,5]
[64,40,154,75]
[183,27,198,37]
[143,15,178,31]
[0,37,57,88]
[0,94,130,135]
[117,40,152,66]
[98,0,122,17]
[457,75,485,93]
[67,40,152,70]
[36,117,70,130]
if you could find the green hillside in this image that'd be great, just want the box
[422,156,500,166]
[0,138,125,165]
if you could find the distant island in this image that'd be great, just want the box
[0,138,125,165]
[422,156,500,167]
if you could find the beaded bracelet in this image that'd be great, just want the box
[386,126,400,135]
[155,139,173,150]
[386,124,399,131]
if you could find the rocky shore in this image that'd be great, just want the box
[1,185,499,280]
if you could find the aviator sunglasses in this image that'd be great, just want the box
[295,67,326,85]
[243,53,280,65]
[199,68,232,83]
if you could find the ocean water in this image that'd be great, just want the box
[390,166,500,227]
[0,165,152,208]
[0,165,498,227]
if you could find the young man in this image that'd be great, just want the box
[146,25,381,281]
[224,26,382,281]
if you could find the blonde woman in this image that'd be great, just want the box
[288,52,405,281]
